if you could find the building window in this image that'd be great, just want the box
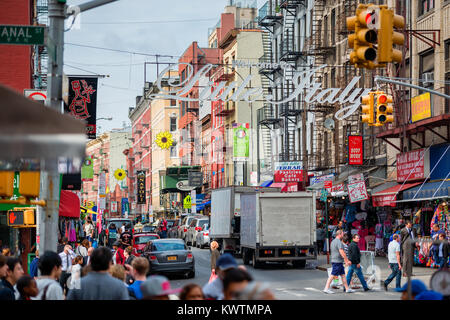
[419,49,434,92]
[331,9,335,45]
[170,99,176,106]
[170,145,177,158]
[419,0,434,16]
[170,117,177,132]
[323,15,328,47]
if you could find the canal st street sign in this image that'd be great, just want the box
[0,25,45,45]
[150,64,372,121]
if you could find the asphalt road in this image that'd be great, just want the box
[167,247,404,300]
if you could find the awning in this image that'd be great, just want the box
[0,84,86,169]
[270,182,287,191]
[400,180,450,202]
[197,200,211,211]
[260,180,273,187]
[372,182,421,207]
[59,190,81,218]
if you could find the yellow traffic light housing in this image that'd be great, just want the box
[19,172,40,198]
[378,6,405,63]
[0,171,15,197]
[375,93,394,125]
[347,4,379,69]
[361,93,375,125]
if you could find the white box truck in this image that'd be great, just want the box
[210,186,280,255]
[240,191,316,268]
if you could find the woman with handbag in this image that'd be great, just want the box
[209,241,220,283]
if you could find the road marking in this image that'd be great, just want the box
[304,287,322,293]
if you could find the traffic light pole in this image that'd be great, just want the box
[374,76,450,100]
[38,0,119,255]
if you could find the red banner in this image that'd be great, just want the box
[372,194,397,207]
[397,149,425,182]
[348,135,363,165]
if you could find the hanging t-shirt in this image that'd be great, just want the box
[109,228,118,240]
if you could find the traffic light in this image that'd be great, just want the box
[347,4,378,69]
[0,171,14,197]
[19,172,40,198]
[375,92,394,125]
[361,92,375,125]
[7,208,35,227]
[378,6,405,63]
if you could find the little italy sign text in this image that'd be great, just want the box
[150,63,372,121]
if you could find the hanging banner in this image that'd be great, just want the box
[348,135,363,165]
[233,123,249,161]
[274,161,304,182]
[65,76,98,139]
[121,198,129,217]
[190,190,196,214]
[372,194,397,207]
[98,197,106,210]
[81,157,94,181]
[98,172,106,197]
[111,201,117,213]
[411,92,431,123]
[136,171,146,204]
[347,181,369,203]
[348,173,364,184]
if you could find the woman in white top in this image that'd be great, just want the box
[84,218,95,244]
[68,255,84,290]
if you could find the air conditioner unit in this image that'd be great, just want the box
[423,72,434,84]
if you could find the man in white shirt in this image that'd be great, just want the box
[58,245,76,295]
[383,234,402,290]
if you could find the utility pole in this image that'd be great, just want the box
[38,0,119,255]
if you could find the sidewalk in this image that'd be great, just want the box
[315,254,437,287]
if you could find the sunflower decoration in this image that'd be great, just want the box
[114,168,127,181]
[155,131,174,150]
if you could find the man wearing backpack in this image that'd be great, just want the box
[32,251,64,300]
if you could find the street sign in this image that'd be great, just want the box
[24,89,46,103]
[0,25,45,45]
[183,195,191,209]
[188,171,203,188]
[320,188,328,202]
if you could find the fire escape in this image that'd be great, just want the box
[258,0,283,175]
[34,0,49,89]
[306,0,337,171]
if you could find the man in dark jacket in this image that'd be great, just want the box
[433,232,449,269]
[346,234,370,292]
[0,257,24,300]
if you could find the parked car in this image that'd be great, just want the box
[185,217,210,246]
[144,239,195,278]
[132,232,160,256]
[195,223,210,249]
[178,215,203,241]
[168,218,181,238]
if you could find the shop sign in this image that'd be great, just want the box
[347,181,369,203]
[411,92,431,123]
[98,197,106,210]
[324,180,332,189]
[176,180,195,191]
[121,198,129,216]
[372,194,396,207]
[348,135,363,165]
[150,64,371,121]
[331,184,345,193]
[310,173,335,185]
[348,173,364,184]
[137,171,146,204]
[233,123,249,161]
[65,76,98,139]
[188,171,203,187]
[111,201,117,213]
[274,161,304,183]
[98,172,106,198]
[286,183,298,192]
[397,149,429,182]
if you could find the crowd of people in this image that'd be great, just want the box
[322,220,447,300]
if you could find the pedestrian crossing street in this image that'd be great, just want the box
[273,286,401,300]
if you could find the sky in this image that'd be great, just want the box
[64,0,265,134]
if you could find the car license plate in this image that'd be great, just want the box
[282,250,290,255]
[167,256,177,261]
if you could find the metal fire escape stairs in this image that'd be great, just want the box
[279,1,303,162]
[35,0,49,89]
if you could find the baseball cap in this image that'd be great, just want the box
[396,279,427,296]
[216,253,238,270]
[415,290,444,300]
[140,275,181,298]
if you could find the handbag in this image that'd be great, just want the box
[208,269,218,283]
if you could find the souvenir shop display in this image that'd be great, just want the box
[58,217,84,243]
